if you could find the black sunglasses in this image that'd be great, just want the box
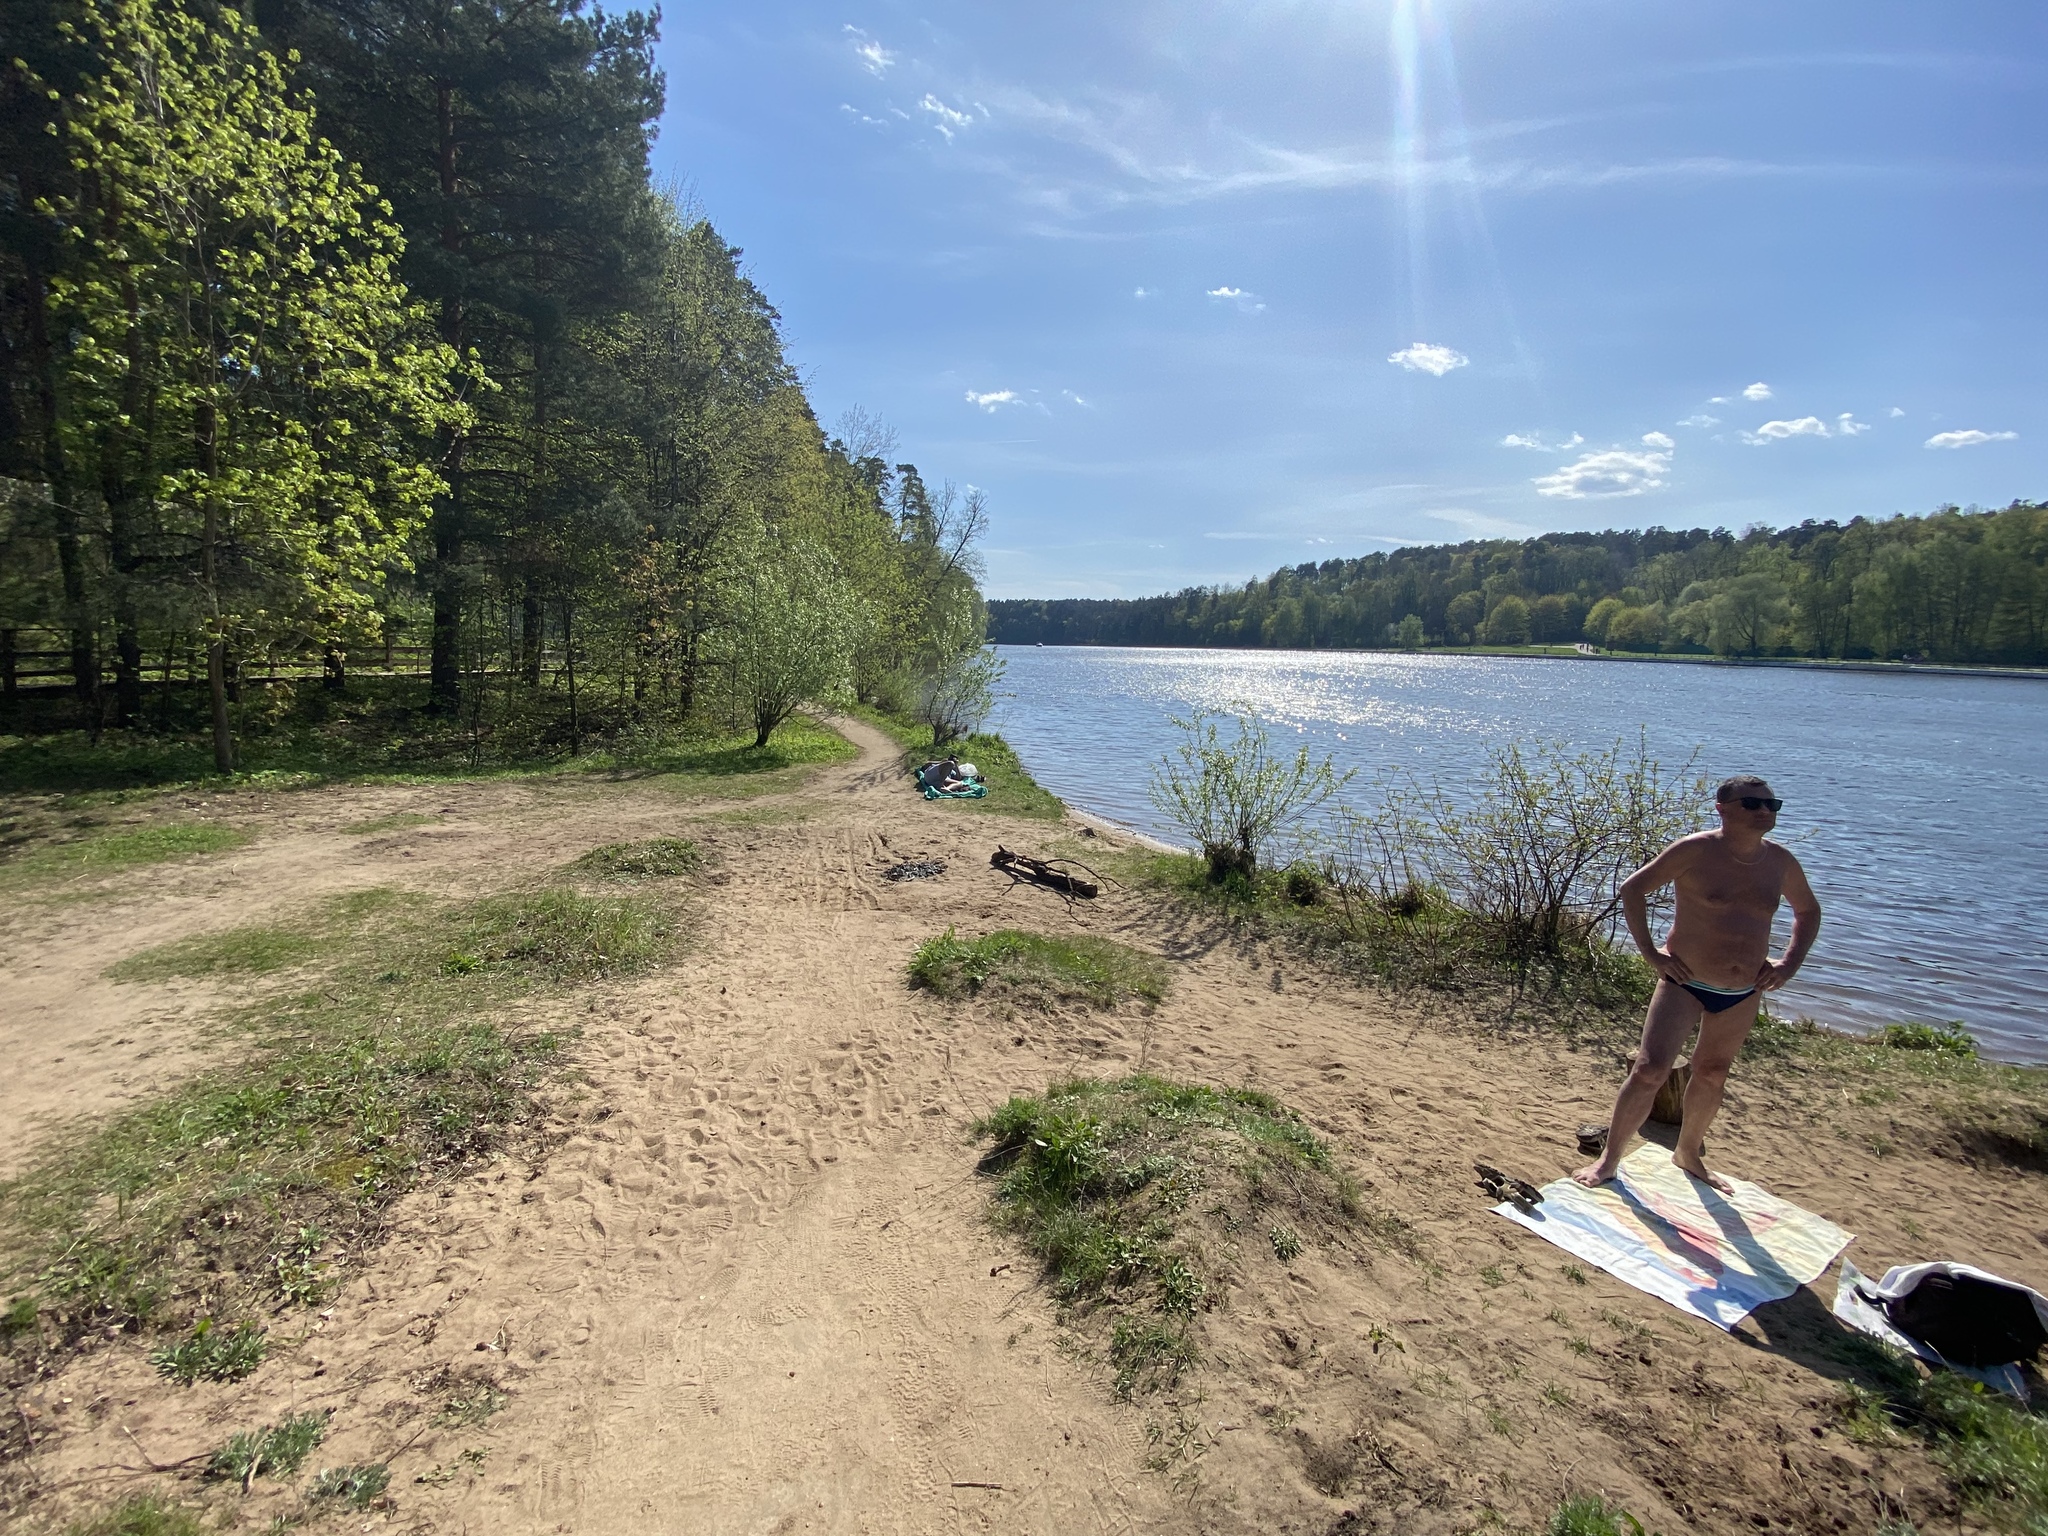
[1736,796,1783,813]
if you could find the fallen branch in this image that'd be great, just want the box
[990,847,1099,898]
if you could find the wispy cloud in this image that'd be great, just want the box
[1206,284,1265,313]
[1742,381,1773,402]
[921,94,974,140]
[965,389,1022,412]
[1390,342,1468,376]
[1678,413,1720,429]
[839,103,888,128]
[1641,431,1676,449]
[1203,530,1286,540]
[1429,509,1543,538]
[842,25,895,77]
[1132,286,1151,299]
[1835,413,1871,436]
[1926,428,2018,449]
[1533,446,1672,499]
[1742,416,1829,444]
[1061,389,1091,407]
[1889,406,1907,418]
[1500,431,1582,452]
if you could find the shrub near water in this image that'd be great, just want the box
[973,1075,1376,1398]
[910,928,1166,1008]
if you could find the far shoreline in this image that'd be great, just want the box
[991,640,2048,682]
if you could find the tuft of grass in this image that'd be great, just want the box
[436,1380,509,1427]
[65,1493,209,1536]
[1,879,617,1334]
[308,1463,390,1509]
[458,887,672,977]
[1269,1223,1302,1262]
[150,1319,267,1384]
[341,811,438,835]
[571,837,702,881]
[207,1411,327,1484]
[909,928,1166,1009]
[1875,1021,1977,1057]
[971,1075,1385,1398]
[1548,1494,1652,1536]
[2,820,251,893]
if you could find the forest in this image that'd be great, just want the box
[988,503,2048,666]
[0,0,987,771]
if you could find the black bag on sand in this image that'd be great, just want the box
[1880,1270,2048,1368]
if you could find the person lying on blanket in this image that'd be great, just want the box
[1573,774,1822,1193]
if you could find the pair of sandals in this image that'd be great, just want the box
[1474,1161,1544,1210]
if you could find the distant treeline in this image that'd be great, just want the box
[989,503,2048,666]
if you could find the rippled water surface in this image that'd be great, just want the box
[990,647,2047,1061]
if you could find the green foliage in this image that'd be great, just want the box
[920,643,1005,747]
[457,888,670,977]
[571,837,702,881]
[65,1494,208,1536]
[308,1463,390,1509]
[2,884,595,1326]
[342,812,439,835]
[972,1076,1374,1398]
[989,503,2048,666]
[1148,707,1353,882]
[909,929,1166,1008]
[1548,1494,1651,1536]
[712,520,869,748]
[207,1411,327,1484]
[150,1318,267,1383]
[1876,1021,1978,1057]
[1,820,250,892]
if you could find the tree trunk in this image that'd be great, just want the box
[563,599,580,756]
[427,81,467,716]
[323,643,346,692]
[520,588,543,686]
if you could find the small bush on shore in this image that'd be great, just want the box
[910,928,1165,1008]
[972,1075,1387,1398]
[1876,1021,1977,1057]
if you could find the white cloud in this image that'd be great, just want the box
[1207,285,1265,312]
[1389,342,1469,376]
[1678,413,1720,428]
[1061,389,1090,407]
[1836,413,1871,436]
[1133,286,1150,299]
[1888,406,1906,417]
[842,26,896,76]
[1708,396,1729,405]
[839,103,887,127]
[1742,381,1774,401]
[920,94,973,139]
[1500,431,1582,452]
[1926,428,2018,449]
[964,389,1022,412]
[1641,430,1676,449]
[1533,447,1672,499]
[1742,416,1830,444]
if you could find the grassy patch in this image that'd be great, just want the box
[341,811,439,835]
[910,928,1166,1009]
[972,1075,1384,1398]
[570,837,702,881]
[0,819,251,893]
[1876,1021,1978,1057]
[207,1411,327,1484]
[0,873,680,1336]
[150,1318,268,1383]
[309,1463,390,1509]
[65,1493,209,1536]
[106,888,410,983]
[944,733,1065,820]
[1548,1494,1652,1536]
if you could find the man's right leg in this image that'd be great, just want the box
[1572,980,1703,1186]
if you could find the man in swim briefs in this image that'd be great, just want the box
[1572,774,1822,1193]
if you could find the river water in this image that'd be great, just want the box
[989,646,2047,1062]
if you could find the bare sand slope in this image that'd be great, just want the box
[11,716,2047,1534]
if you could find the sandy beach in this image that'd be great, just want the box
[4,713,2043,1534]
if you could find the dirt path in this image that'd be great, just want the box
[9,717,2047,1534]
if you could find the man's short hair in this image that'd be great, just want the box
[1716,774,1772,803]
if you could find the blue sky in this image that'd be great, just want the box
[652,2,2047,599]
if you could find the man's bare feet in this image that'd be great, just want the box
[1570,1161,1619,1188]
[1673,1148,1735,1194]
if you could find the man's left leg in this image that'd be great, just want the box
[1672,992,1763,1194]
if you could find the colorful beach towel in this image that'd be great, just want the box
[1493,1145,1853,1330]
